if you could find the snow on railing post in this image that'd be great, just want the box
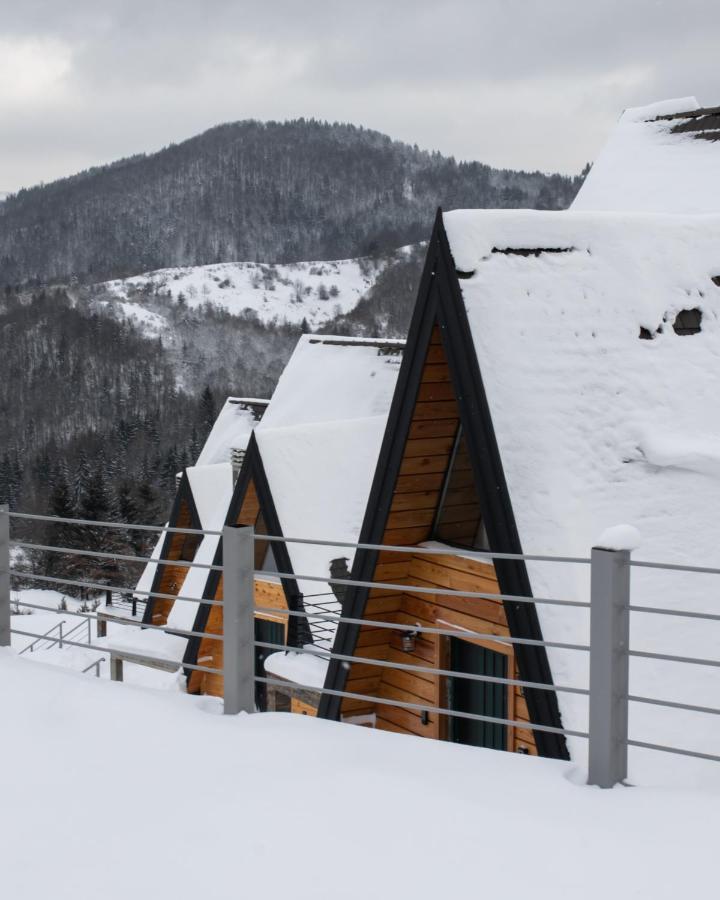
[0,504,9,647]
[222,525,255,715]
[588,539,632,788]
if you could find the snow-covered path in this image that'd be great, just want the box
[1,651,717,899]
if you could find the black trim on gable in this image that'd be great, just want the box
[182,432,308,680]
[141,470,202,625]
[319,210,568,760]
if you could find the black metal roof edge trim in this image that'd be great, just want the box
[318,208,444,721]
[183,433,307,683]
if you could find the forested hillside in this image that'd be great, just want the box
[0,288,302,526]
[0,119,582,284]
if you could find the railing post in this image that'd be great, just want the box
[588,546,630,788]
[0,504,9,648]
[223,525,255,715]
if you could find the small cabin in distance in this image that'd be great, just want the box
[99,396,268,681]
[183,334,404,711]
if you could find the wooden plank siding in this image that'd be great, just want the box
[149,499,197,626]
[339,326,537,754]
[186,480,289,697]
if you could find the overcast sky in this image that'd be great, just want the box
[1,0,718,192]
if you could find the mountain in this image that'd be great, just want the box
[0,119,582,285]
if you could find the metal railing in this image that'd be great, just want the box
[2,505,719,788]
[18,619,67,654]
[82,657,105,678]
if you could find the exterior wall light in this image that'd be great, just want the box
[401,629,418,652]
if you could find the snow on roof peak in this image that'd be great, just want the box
[186,463,234,530]
[572,96,720,214]
[443,207,720,771]
[621,96,699,123]
[254,333,404,652]
[196,397,266,466]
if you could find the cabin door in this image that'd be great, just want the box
[447,638,508,750]
[255,619,284,712]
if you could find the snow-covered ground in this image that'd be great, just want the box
[1,649,718,900]
[10,589,181,690]
[101,255,391,330]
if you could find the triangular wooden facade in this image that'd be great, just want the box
[183,433,307,697]
[142,471,202,627]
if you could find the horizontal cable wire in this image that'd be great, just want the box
[253,604,590,652]
[13,541,223,572]
[628,694,720,717]
[258,532,592,565]
[629,649,720,668]
[253,639,589,696]
[6,510,218,538]
[10,628,220,675]
[255,569,590,608]
[255,676,589,739]
[630,559,720,576]
[9,570,223,607]
[628,604,720,623]
[10,511,720,575]
[11,599,220,642]
[626,739,720,763]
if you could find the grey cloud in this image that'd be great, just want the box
[1,0,719,190]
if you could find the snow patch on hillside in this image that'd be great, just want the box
[102,256,389,329]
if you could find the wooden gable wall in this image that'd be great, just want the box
[186,480,288,697]
[147,494,199,626]
[339,325,537,753]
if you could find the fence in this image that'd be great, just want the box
[1,503,719,789]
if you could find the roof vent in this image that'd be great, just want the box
[673,308,702,336]
[491,247,573,257]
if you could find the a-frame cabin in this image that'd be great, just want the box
[184,334,405,710]
[324,199,720,776]
[183,433,304,704]
[320,210,567,758]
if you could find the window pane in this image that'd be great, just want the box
[433,426,488,551]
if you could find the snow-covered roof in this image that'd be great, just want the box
[572,97,720,213]
[255,334,404,657]
[443,208,720,776]
[195,397,268,466]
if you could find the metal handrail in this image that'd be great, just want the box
[82,657,105,677]
[18,619,66,655]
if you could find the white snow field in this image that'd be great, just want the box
[1,650,717,900]
[102,254,390,329]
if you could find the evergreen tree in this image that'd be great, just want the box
[199,385,216,432]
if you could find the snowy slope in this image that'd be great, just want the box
[1,651,718,900]
[443,208,720,773]
[101,255,390,329]
[572,97,720,213]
